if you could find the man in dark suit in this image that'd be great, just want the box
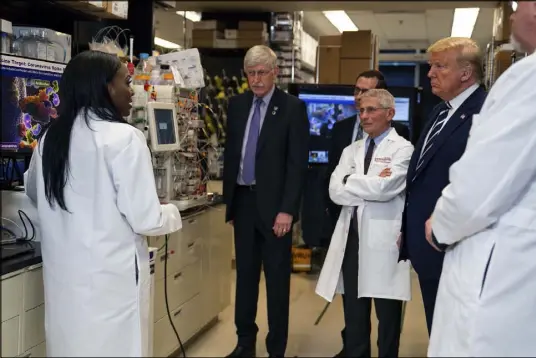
[325,70,410,357]
[398,37,487,335]
[222,45,309,358]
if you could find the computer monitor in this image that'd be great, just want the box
[147,102,180,152]
[309,150,329,164]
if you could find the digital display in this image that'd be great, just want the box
[394,97,410,122]
[153,108,176,145]
[309,150,329,164]
[299,93,357,137]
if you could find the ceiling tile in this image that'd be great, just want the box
[374,13,427,41]
[425,9,454,45]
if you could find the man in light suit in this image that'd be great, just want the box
[398,37,487,335]
[317,89,413,358]
[222,45,309,358]
[426,2,536,356]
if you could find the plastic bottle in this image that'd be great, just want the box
[160,64,175,85]
[134,53,151,85]
[149,66,162,86]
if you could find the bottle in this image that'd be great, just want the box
[149,66,161,86]
[160,64,174,85]
[134,53,151,85]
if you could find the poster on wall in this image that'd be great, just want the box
[1,55,66,151]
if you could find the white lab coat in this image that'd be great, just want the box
[428,52,536,357]
[316,129,413,302]
[24,110,182,357]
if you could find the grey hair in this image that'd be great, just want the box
[244,45,278,69]
[360,89,395,109]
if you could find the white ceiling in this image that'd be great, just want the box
[156,1,497,51]
[303,8,495,50]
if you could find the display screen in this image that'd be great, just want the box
[309,150,329,164]
[153,108,177,145]
[1,55,65,151]
[393,97,410,122]
[299,93,357,137]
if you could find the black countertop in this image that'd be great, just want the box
[1,241,42,276]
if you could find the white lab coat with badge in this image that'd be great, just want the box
[316,128,413,302]
[428,52,536,357]
[24,110,182,357]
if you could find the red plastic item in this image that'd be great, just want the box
[127,62,135,76]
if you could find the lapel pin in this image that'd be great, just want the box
[461,114,466,119]
[272,107,278,115]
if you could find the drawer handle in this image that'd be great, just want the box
[187,242,195,249]
[173,309,182,317]
[174,272,182,279]
[188,219,197,224]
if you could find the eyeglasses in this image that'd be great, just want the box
[246,69,272,78]
[359,106,390,114]
[354,87,369,94]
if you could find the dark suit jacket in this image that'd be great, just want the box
[399,86,487,280]
[325,115,411,226]
[223,87,310,229]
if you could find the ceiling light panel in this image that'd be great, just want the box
[322,11,358,33]
[451,8,480,38]
[176,11,202,22]
[154,37,181,49]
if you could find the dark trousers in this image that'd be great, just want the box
[418,277,440,335]
[342,227,403,358]
[233,186,292,356]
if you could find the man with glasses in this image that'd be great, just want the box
[398,37,487,336]
[324,70,409,357]
[317,89,413,358]
[222,45,309,358]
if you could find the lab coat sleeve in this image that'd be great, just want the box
[24,149,38,205]
[343,142,413,202]
[329,145,364,207]
[111,131,182,237]
[432,77,536,245]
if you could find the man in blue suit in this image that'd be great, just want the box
[398,37,487,335]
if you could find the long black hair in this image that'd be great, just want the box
[40,50,127,212]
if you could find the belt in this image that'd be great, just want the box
[236,184,256,191]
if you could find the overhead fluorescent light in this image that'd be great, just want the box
[322,11,358,33]
[451,8,480,38]
[154,37,181,49]
[176,11,202,22]
[511,1,518,11]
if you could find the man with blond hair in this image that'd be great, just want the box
[317,89,413,358]
[397,37,487,334]
[426,2,536,355]
[223,45,309,357]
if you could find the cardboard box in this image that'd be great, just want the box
[224,29,238,39]
[339,59,373,84]
[192,29,223,40]
[237,38,266,49]
[238,21,267,32]
[106,1,128,19]
[317,47,341,84]
[214,39,238,49]
[192,38,217,48]
[193,20,224,31]
[87,1,107,9]
[237,30,267,39]
[493,3,513,41]
[340,30,374,59]
[493,50,513,80]
[319,35,341,47]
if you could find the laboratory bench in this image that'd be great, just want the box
[1,198,233,358]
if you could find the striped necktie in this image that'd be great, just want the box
[416,101,452,171]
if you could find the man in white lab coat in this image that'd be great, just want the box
[426,2,536,356]
[316,89,413,357]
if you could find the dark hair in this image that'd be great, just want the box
[40,50,127,212]
[356,70,388,90]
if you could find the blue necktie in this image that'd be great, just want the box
[416,101,452,171]
[242,98,263,184]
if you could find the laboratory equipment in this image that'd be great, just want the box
[146,102,180,153]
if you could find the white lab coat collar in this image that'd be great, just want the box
[448,83,480,112]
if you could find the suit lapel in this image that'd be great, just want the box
[235,91,254,156]
[412,86,485,181]
[257,87,284,154]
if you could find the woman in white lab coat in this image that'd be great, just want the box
[24,51,182,357]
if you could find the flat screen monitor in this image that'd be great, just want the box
[299,93,357,137]
[309,150,329,164]
[147,102,180,152]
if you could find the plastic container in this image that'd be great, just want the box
[134,53,151,85]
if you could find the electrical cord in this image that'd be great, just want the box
[1,209,35,244]
[164,233,187,358]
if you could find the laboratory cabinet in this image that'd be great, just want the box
[148,204,233,357]
[1,264,46,358]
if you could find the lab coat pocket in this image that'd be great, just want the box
[367,219,399,251]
